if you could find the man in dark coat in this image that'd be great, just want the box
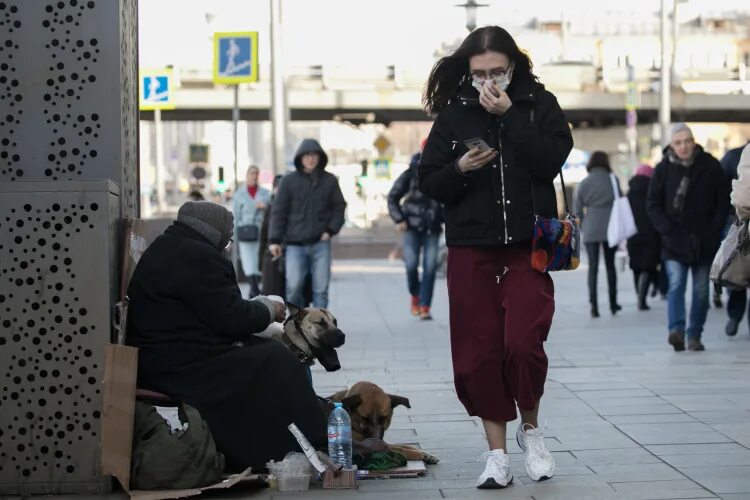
[127,201,327,471]
[388,151,444,319]
[720,141,750,337]
[647,124,731,352]
[269,139,347,308]
[627,165,662,310]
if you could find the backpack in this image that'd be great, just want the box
[131,401,225,490]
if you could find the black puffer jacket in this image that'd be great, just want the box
[419,79,573,247]
[269,139,347,245]
[387,153,443,234]
[627,174,661,271]
[647,145,730,264]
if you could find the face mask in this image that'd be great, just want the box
[471,63,514,93]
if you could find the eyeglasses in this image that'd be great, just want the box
[471,67,511,83]
[224,237,234,250]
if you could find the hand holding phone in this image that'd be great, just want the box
[463,137,491,153]
[458,138,498,174]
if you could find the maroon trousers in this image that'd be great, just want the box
[447,245,555,423]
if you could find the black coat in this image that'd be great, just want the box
[269,139,347,245]
[126,222,326,471]
[419,79,573,247]
[387,154,443,234]
[647,146,731,264]
[627,175,661,271]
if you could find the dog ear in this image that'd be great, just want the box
[286,302,307,320]
[388,394,411,409]
[341,394,362,413]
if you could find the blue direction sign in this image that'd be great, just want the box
[140,69,174,110]
[213,32,259,84]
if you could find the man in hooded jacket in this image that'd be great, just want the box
[269,139,347,308]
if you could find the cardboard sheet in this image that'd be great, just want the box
[357,460,427,479]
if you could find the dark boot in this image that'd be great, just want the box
[637,272,650,311]
[590,297,600,318]
[610,292,622,315]
[668,331,685,352]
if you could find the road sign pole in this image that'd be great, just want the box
[154,108,167,214]
[233,84,240,191]
[270,0,288,175]
[659,0,672,147]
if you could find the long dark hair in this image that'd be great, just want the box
[423,26,537,114]
[586,151,611,172]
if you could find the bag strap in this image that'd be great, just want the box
[609,174,620,199]
[530,168,570,216]
[525,106,571,216]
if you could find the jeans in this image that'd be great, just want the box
[665,260,710,340]
[585,242,617,307]
[403,231,439,308]
[727,288,750,329]
[285,240,331,308]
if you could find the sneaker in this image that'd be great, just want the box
[726,318,740,337]
[419,306,433,320]
[688,338,706,351]
[516,423,555,482]
[476,449,512,489]
[410,296,420,316]
[668,330,685,352]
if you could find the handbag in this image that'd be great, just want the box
[606,174,637,248]
[710,219,750,290]
[530,168,581,273]
[237,200,263,242]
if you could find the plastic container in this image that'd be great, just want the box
[276,473,310,492]
[327,402,353,468]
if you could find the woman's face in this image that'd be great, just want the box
[246,168,259,186]
[469,51,512,84]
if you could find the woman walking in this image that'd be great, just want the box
[627,165,662,310]
[420,26,573,489]
[573,152,622,317]
[233,166,271,298]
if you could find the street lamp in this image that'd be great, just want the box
[455,1,489,33]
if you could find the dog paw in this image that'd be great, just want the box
[421,451,439,464]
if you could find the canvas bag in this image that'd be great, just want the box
[606,174,637,248]
[710,219,750,290]
[130,401,225,490]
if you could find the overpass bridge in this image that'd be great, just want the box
[140,66,750,125]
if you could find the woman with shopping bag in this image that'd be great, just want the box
[573,152,625,317]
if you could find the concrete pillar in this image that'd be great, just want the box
[0,0,138,494]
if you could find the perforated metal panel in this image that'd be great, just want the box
[0,0,138,218]
[0,0,138,494]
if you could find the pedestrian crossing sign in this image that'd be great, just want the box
[139,68,175,111]
[213,32,259,84]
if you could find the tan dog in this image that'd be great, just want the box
[329,381,439,464]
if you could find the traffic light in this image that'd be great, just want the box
[217,166,226,193]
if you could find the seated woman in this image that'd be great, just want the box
[126,201,327,471]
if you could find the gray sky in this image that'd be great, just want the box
[139,0,750,70]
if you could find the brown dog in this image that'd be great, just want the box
[329,381,439,464]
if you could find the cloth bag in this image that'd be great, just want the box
[606,174,637,248]
[710,219,750,290]
[530,168,581,273]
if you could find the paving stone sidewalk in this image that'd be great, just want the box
[265,259,750,500]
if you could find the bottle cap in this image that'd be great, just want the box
[334,402,343,409]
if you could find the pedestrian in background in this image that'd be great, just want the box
[420,25,573,489]
[269,139,347,308]
[627,164,662,311]
[258,175,285,297]
[573,151,622,318]
[388,149,444,320]
[647,123,730,352]
[233,166,271,298]
[720,141,750,337]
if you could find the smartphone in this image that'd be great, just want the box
[463,137,492,152]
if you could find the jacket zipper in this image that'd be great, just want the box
[498,123,509,244]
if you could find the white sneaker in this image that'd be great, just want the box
[516,422,555,481]
[476,449,513,489]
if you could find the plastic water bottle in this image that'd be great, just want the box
[327,402,352,468]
